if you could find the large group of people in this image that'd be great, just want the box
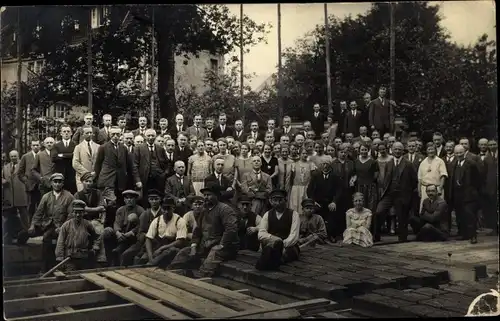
[2,86,498,276]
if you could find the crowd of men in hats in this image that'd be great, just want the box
[2,85,498,275]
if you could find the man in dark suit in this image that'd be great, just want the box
[174,132,193,167]
[404,139,424,218]
[164,160,195,215]
[204,118,215,139]
[212,113,233,140]
[157,118,170,137]
[409,184,449,241]
[132,116,148,137]
[246,121,264,142]
[169,114,187,141]
[361,92,371,128]
[52,125,77,194]
[32,137,56,196]
[485,139,498,235]
[307,160,341,243]
[164,138,177,177]
[432,132,447,159]
[343,101,364,137]
[72,113,101,145]
[374,142,417,242]
[459,137,481,164]
[204,156,235,203]
[134,129,169,205]
[98,114,113,143]
[478,138,497,234]
[18,140,41,219]
[368,86,394,137]
[265,119,282,142]
[117,115,128,137]
[336,101,348,138]
[281,115,297,140]
[233,119,246,142]
[443,140,456,232]
[94,127,141,211]
[449,144,481,243]
[309,103,326,139]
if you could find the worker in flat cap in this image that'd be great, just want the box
[255,189,301,271]
[168,184,239,277]
[135,197,188,267]
[55,199,100,271]
[103,189,145,266]
[18,172,75,273]
[183,195,205,241]
[237,194,261,252]
[74,172,108,265]
[298,199,327,247]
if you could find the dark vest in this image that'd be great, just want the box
[239,211,259,251]
[267,208,293,240]
[149,147,161,177]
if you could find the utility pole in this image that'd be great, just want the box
[389,2,395,102]
[324,3,333,115]
[15,7,23,152]
[150,6,155,126]
[239,4,244,123]
[87,7,93,111]
[277,3,283,125]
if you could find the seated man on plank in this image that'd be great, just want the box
[135,197,188,267]
[183,195,204,241]
[237,194,261,252]
[168,185,239,277]
[409,184,449,242]
[255,189,300,271]
[299,198,328,247]
[55,200,100,271]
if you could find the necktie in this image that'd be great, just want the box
[324,174,328,180]
[395,158,399,167]
[353,111,356,117]
[221,126,225,133]
[218,174,222,185]
[149,145,154,154]
[179,176,184,185]
[178,126,181,132]
[410,154,413,163]
[64,141,68,148]
[315,112,318,117]
[283,163,287,187]
[11,163,16,175]
[255,172,260,181]
[88,141,92,156]
[168,153,172,160]
[129,146,133,153]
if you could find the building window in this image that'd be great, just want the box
[34,61,43,74]
[45,104,69,119]
[28,62,35,72]
[91,7,100,29]
[210,59,219,74]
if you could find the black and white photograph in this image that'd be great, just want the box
[1,2,498,319]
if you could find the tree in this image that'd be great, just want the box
[280,2,497,139]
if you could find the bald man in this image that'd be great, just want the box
[169,114,187,141]
[134,129,168,204]
[449,145,480,243]
[165,161,195,215]
[32,137,56,196]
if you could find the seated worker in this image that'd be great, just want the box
[135,197,188,267]
[55,200,100,271]
[343,192,373,248]
[74,172,107,266]
[183,195,205,241]
[409,184,449,242]
[255,189,300,271]
[298,198,327,247]
[237,194,261,252]
[168,185,239,277]
[103,190,144,266]
[18,173,75,273]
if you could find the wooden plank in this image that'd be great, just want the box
[222,298,331,319]
[108,270,235,318]
[233,309,300,319]
[7,303,145,321]
[235,289,251,295]
[4,279,92,300]
[140,268,276,311]
[4,290,109,316]
[81,273,189,320]
[53,271,67,280]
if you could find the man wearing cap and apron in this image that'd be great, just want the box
[103,189,144,266]
[168,185,239,277]
[299,198,328,247]
[55,199,100,271]
[256,189,300,271]
[135,197,188,267]
[18,173,75,273]
[237,194,261,252]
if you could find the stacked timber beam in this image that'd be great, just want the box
[3,267,336,320]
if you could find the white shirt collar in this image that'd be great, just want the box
[63,139,70,145]
[53,190,61,197]
[32,151,37,157]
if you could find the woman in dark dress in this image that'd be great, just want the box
[260,144,279,187]
[353,143,379,215]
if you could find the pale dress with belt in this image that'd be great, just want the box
[417,156,448,210]
[343,208,373,247]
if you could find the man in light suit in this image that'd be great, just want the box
[368,86,394,137]
[240,156,273,217]
[186,114,208,141]
[18,140,41,219]
[32,137,56,196]
[164,160,195,215]
[52,124,77,194]
[72,127,100,191]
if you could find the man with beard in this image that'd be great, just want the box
[255,189,300,270]
[72,113,101,144]
[18,140,41,220]
[103,190,144,266]
[135,197,187,267]
[55,199,100,271]
[32,137,56,196]
[165,161,195,215]
[409,185,448,242]
[237,195,261,252]
[132,116,149,138]
[240,156,273,217]
[168,185,239,277]
[18,173,75,273]
[72,127,99,192]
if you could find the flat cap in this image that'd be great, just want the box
[72,199,87,210]
[269,189,287,198]
[122,190,140,197]
[50,173,64,181]
[238,194,253,203]
[80,172,94,182]
[162,197,176,207]
[188,195,204,203]
[301,198,320,208]
[147,189,163,197]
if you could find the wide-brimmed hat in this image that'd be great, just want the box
[162,197,176,207]
[200,185,222,196]
[301,198,320,209]
[269,189,287,199]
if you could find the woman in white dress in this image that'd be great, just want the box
[343,192,373,248]
[417,142,448,211]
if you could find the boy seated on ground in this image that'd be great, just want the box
[298,198,327,247]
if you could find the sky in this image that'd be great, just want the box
[224,1,497,89]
